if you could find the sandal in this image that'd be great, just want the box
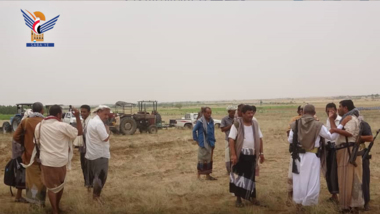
[15,197,28,203]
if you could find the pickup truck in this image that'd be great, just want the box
[174,113,221,129]
[62,111,83,126]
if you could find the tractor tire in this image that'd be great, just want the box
[2,122,11,134]
[184,123,193,129]
[214,123,220,129]
[148,125,158,134]
[12,116,21,132]
[120,117,137,135]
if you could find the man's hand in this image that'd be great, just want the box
[259,154,265,164]
[72,108,80,118]
[105,125,110,134]
[231,154,237,165]
[328,110,336,119]
[341,116,352,126]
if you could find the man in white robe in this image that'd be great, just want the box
[288,104,348,207]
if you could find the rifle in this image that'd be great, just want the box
[347,122,363,167]
[362,129,380,160]
[291,120,305,174]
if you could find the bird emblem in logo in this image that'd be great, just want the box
[21,9,60,43]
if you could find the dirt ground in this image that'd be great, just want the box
[0,101,380,214]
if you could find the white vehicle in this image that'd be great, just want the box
[175,113,221,129]
[62,111,82,126]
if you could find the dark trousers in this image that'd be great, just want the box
[80,152,88,186]
[362,156,370,204]
[326,147,339,194]
[87,158,109,197]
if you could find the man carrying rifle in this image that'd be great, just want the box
[287,104,341,207]
[357,119,375,211]
[329,100,363,213]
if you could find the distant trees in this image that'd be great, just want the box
[175,103,183,109]
[0,105,17,114]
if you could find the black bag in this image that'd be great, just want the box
[4,157,26,195]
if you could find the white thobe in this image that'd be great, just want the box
[288,125,342,206]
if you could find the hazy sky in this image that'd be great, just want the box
[0,2,379,105]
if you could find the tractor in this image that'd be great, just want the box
[108,100,163,135]
[108,101,136,135]
[2,103,33,133]
[134,100,159,134]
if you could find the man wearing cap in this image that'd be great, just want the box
[221,105,237,174]
[85,105,111,203]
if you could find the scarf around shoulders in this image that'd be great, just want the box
[291,114,323,151]
[340,108,359,124]
[234,117,261,162]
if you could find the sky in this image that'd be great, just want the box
[0,2,379,106]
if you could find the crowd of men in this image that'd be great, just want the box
[287,100,376,213]
[192,100,375,213]
[193,104,265,207]
[7,99,376,214]
[12,103,111,214]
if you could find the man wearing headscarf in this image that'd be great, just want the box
[86,105,111,204]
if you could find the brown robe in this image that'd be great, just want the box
[13,117,43,165]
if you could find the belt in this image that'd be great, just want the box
[306,147,318,154]
[336,142,355,150]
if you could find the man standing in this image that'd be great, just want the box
[234,103,245,119]
[286,105,303,204]
[13,102,45,205]
[329,100,364,213]
[324,103,341,203]
[229,105,264,207]
[86,105,111,203]
[36,105,82,214]
[79,105,91,189]
[288,104,341,207]
[220,105,237,174]
[193,107,217,180]
[358,118,374,211]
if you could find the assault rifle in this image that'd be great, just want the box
[362,129,380,160]
[291,120,305,174]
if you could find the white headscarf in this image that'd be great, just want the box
[226,105,237,111]
[91,105,111,118]
[22,109,33,121]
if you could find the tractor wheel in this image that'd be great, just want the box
[148,125,158,134]
[2,122,11,134]
[214,123,220,129]
[184,123,193,129]
[12,116,21,132]
[120,117,137,135]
